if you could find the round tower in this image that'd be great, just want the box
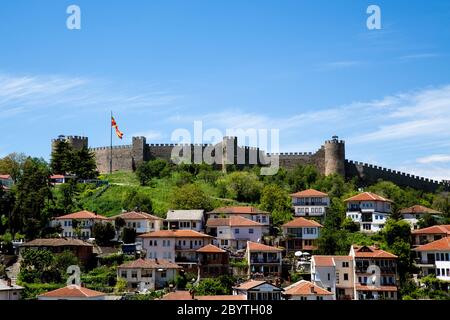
[324,135,345,176]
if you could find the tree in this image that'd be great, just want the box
[114,277,127,294]
[121,189,152,212]
[286,165,319,192]
[72,146,98,179]
[114,216,126,236]
[0,153,27,183]
[417,213,439,229]
[216,171,263,202]
[72,219,82,238]
[260,184,291,213]
[170,184,214,211]
[341,217,359,232]
[121,227,137,244]
[12,157,52,239]
[92,222,116,246]
[382,219,411,247]
[50,140,73,175]
[136,159,171,186]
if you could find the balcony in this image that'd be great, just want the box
[250,258,281,264]
[293,202,328,206]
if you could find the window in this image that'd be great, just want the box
[344,273,349,281]
[327,273,330,281]
[192,222,196,228]
[161,271,167,278]
[317,296,323,300]
[121,271,127,278]
[342,262,349,268]
[131,271,138,278]
[262,216,267,223]
[235,229,240,234]
[249,228,254,234]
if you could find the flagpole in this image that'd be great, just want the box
[110,111,113,174]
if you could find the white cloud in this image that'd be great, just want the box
[131,130,163,141]
[417,154,450,164]
[0,72,179,118]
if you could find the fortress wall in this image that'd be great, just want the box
[345,160,445,192]
[91,145,134,173]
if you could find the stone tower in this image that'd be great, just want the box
[221,136,238,172]
[324,136,345,176]
[52,135,88,153]
[131,136,147,170]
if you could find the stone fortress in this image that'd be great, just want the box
[52,135,450,192]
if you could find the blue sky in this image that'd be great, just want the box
[1,0,450,180]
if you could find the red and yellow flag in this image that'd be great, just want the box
[111,116,123,139]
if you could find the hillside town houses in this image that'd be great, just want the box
[3,187,450,301]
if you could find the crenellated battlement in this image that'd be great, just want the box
[53,134,448,192]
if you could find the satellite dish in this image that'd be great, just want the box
[294,251,303,257]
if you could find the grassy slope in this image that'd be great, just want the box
[79,171,232,218]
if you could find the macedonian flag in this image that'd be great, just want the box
[111,116,124,139]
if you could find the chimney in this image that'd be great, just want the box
[310,286,315,294]
[190,289,195,300]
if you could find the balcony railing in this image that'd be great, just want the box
[250,258,281,264]
[293,202,328,206]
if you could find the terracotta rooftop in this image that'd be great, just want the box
[196,295,246,300]
[351,245,397,259]
[282,217,323,228]
[413,237,450,252]
[208,206,269,215]
[355,285,397,292]
[196,244,226,253]
[312,256,335,267]
[118,258,181,269]
[206,216,263,227]
[400,205,441,215]
[138,229,213,238]
[247,241,283,252]
[50,174,65,179]
[232,280,267,290]
[344,192,393,203]
[284,280,333,296]
[0,174,12,180]
[38,285,105,298]
[109,211,163,221]
[160,291,192,300]
[160,291,246,300]
[21,238,93,247]
[411,225,450,235]
[55,210,108,220]
[291,189,328,198]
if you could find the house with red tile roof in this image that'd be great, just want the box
[137,230,213,269]
[37,285,106,300]
[345,192,393,233]
[413,237,450,281]
[109,211,163,235]
[400,205,442,230]
[196,244,230,277]
[232,280,283,300]
[411,224,450,247]
[0,174,13,190]
[117,258,181,291]
[290,189,329,218]
[311,255,354,300]
[206,216,265,251]
[160,290,246,300]
[283,280,333,300]
[246,241,283,279]
[207,206,270,232]
[52,210,108,239]
[281,217,323,253]
[349,245,398,300]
